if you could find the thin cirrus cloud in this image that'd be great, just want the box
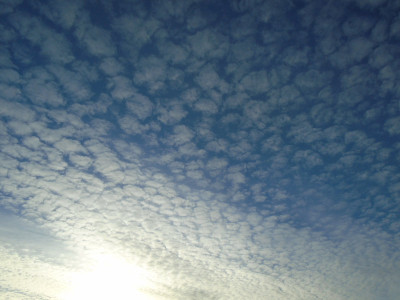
[0,0,400,299]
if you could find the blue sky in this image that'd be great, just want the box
[0,0,400,299]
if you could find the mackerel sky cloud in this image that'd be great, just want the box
[1,0,400,299]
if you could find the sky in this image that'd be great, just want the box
[0,0,400,299]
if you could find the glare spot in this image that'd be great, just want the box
[61,253,155,300]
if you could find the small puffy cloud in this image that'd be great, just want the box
[341,15,375,37]
[194,99,219,114]
[34,0,83,29]
[74,20,116,57]
[0,0,23,15]
[239,70,270,94]
[54,138,86,154]
[157,103,188,125]
[188,29,229,59]
[48,65,92,101]
[24,79,65,107]
[195,65,223,90]
[100,57,124,76]
[368,45,393,69]
[0,68,20,83]
[385,117,400,135]
[9,12,74,64]
[330,37,374,68]
[170,125,194,145]
[295,69,332,94]
[133,56,167,93]
[109,75,136,100]
[390,18,400,39]
[207,157,228,170]
[126,94,154,120]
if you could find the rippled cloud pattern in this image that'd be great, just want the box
[0,0,400,299]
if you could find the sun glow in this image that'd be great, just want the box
[61,253,155,300]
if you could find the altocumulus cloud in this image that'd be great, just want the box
[1,0,400,299]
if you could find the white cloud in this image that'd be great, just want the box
[100,57,124,76]
[133,56,167,93]
[8,120,34,136]
[47,65,92,101]
[370,19,389,43]
[169,125,194,146]
[126,93,154,120]
[188,29,229,59]
[239,70,270,94]
[295,69,332,94]
[385,117,400,135]
[0,0,23,15]
[194,99,219,114]
[35,0,83,29]
[0,49,16,69]
[195,65,223,90]
[341,15,375,37]
[118,116,149,136]
[0,98,36,122]
[157,102,188,125]
[369,45,393,69]
[113,14,160,62]
[23,71,65,107]
[330,37,375,68]
[0,244,68,299]
[293,150,323,168]
[0,68,20,83]
[159,41,190,65]
[390,18,400,39]
[54,138,86,154]
[1,1,400,299]
[74,18,116,57]
[109,75,136,100]
[9,12,74,64]
[287,118,322,144]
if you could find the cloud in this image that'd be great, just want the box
[9,12,74,64]
[133,56,168,93]
[126,93,154,120]
[170,125,195,146]
[0,244,68,299]
[99,57,124,76]
[34,0,83,29]
[0,0,23,15]
[157,102,188,125]
[47,65,92,101]
[1,0,400,299]
[385,117,400,135]
[23,68,65,107]
[73,14,116,57]
[188,29,229,59]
